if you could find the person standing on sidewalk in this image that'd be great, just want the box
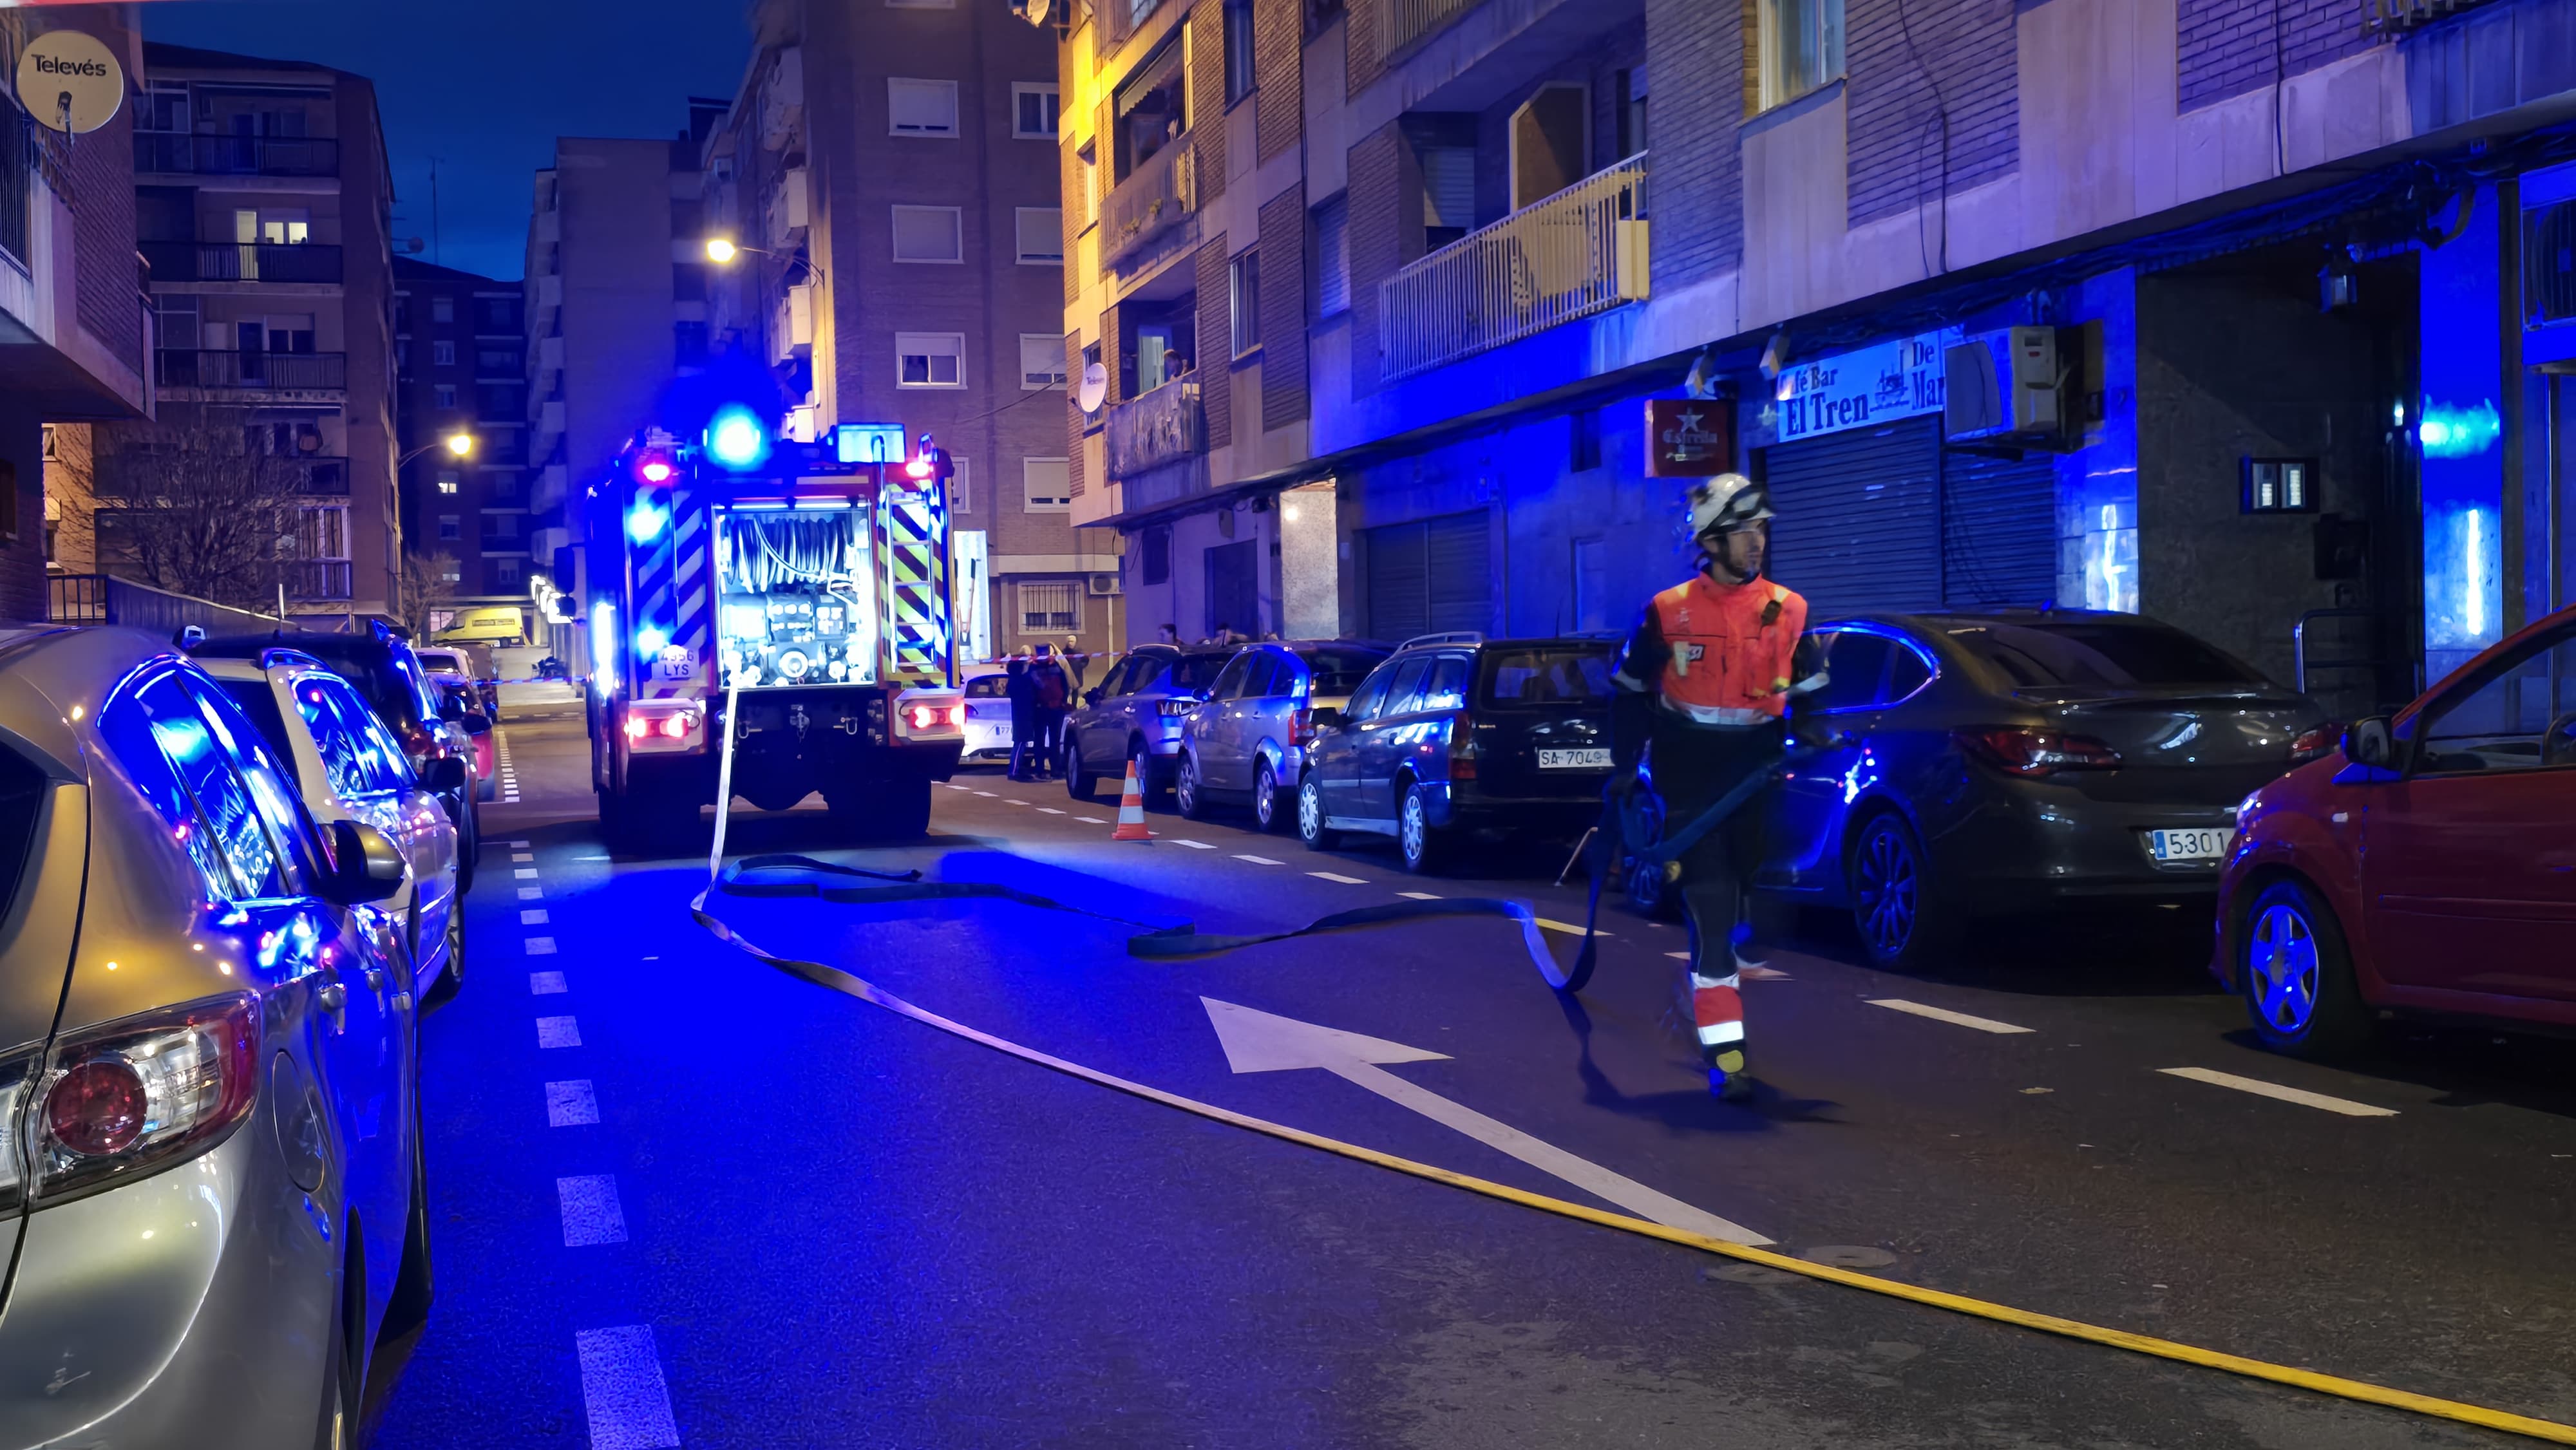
[1005,655,1037,782]
[1027,643,1074,780]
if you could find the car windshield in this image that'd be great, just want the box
[1165,654,1232,693]
[1480,646,1615,706]
[1297,648,1388,695]
[216,680,302,787]
[1944,621,2266,688]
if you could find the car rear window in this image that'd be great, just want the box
[216,680,301,787]
[964,675,1007,698]
[1946,621,2265,688]
[1296,648,1388,695]
[281,643,421,727]
[1480,647,1615,706]
[1166,653,1231,693]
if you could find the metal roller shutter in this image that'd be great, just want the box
[1760,417,1942,615]
[1363,507,1490,641]
[1941,449,2059,610]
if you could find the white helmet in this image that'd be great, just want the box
[1687,473,1773,540]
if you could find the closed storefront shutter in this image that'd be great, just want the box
[1760,417,1942,615]
[1364,507,1490,641]
[1941,449,2059,610]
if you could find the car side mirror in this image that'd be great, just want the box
[439,697,467,721]
[2342,716,2396,770]
[326,820,406,905]
[422,755,469,794]
[461,713,491,737]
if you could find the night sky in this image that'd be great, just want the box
[143,0,759,282]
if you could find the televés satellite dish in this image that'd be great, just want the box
[1077,361,1108,413]
[17,30,124,136]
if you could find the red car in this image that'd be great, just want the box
[2213,603,2576,1057]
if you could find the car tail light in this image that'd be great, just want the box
[30,993,260,1203]
[1448,712,1478,779]
[623,715,650,741]
[1957,727,2123,776]
[1290,708,1315,747]
[2291,722,2341,763]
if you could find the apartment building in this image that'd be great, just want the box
[104,42,400,619]
[1061,0,2576,712]
[702,0,1116,665]
[393,257,530,637]
[522,113,724,644]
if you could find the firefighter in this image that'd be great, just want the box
[1608,473,1828,1100]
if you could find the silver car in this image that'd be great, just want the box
[1176,642,1390,833]
[0,627,422,1449]
[1061,645,1235,802]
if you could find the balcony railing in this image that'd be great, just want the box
[1375,0,1484,59]
[1103,138,1195,272]
[140,241,345,285]
[1104,0,1167,44]
[288,560,354,601]
[135,133,341,178]
[1378,152,1650,382]
[1104,377,1203,478]
[156,350,348,392]
[2363,0,2501,31]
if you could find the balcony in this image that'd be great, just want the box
[1104,0,1168,44]
[135,133,341,178]
[156,349,348,394]
[296,457,350,495]
[1378,152,1649,383]
[288,560,354,602]
[1104,377,1202,479]
[142,241,345,285]
[1374,0,1485,59]
[767,169,810,249]
[1103,138,1195,272]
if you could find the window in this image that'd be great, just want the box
[1343,663,1397,723]
[488,558,524,592]
[479,383,524,417]
[476,346,518,374]
[1805,630,1893,712]
[395,340,410,373]
[1142,525,1171,585]
[896,332,965,388]
[2413,629,2576,774]
[1313,197,1350,317]
[294,675,403,800]
[438,514,460,541]
[1020,334,1068,390]
[1019,581,1080,631]
[889,78,961,137]
[1756,0,1844,111]
[892,205,965,263]
[1229,250,1261,356]
[1421,146,1476,249]
[434,384,459,410]
[1024,458,1072,512]
[431,296,455,325]
[676,321,710,364]
[1617,64,1649,157]
[949,456,972,513]
[1421,655,1471,711]
[1208,653,1255,700]
[1225,0,1256,102]
[432,339,457,368]
[1380,657,1434,717]
[481,511,525,545]
[135,673,288,899]
[672,261,708,301]
[1479,646,1614,706]
[1113,35,1188,179]
[479,296,522,330]
[1078,145,1099,228]
[1013,83,1059,139]
[436,472,460,496]
[1016,207,1064,265]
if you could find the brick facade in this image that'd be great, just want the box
[1642,0,1748,285]
[1846,0,2020,228]
[70,102,142,375]
[1190,0,1227,202]
[1256,0,1303,164]
[1345,0,1385,99]
[1065,331,1086,498]
[1258,188,1309,428]
[1345,122,1401,398]
[1195,240,1233,447]
[2177,0,2380,112]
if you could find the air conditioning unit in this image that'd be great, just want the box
[1944,326,2067,446]
[1086,573,1121,597]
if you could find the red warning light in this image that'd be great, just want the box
[632,447,677,485]
[905,454,934,481]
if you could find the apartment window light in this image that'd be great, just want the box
[891,205,966,263]
[896,332,967,388]
[1015,207,1064,265]
[436,472,460,495]
[1012,83,1060,140]
[888,78,961,137]
[1756,0,1843,112]
[1019,334,1068,390]
[1023,458,1073,514]
[1229,249,1261,357]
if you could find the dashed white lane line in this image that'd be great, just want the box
[529,970,567,995]
[1309,871,1367,884]
[1075,815,1107,824]
[940,782,971,790]
[1399,891,1441,900]
[1005,799,1030,806]
[536,1015,581,1048]
[522,908,550,925]
[972,791,998,798]
[526,936,558,956]
[2159,1066,2398,1117]
[1170,838,1216,849]
[558,1174,629,1245]
[507,838,529,848]
[518,886,544,901]
[1036,807,1066,814]
[1234,854,1285,865]
[1533,918,1603,936]
[576,1326,683,1449]
[545,1079,599,1127]
[512,851,535,863]
[1868,999,2033,1035]
[514,868,539,880]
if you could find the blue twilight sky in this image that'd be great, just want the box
[143,0,759,282]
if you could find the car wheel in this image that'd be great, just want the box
[2241,878,2375,1060]
[1251,760,1286,833]
[1175,751,1208,820]
[1847,812,1955,972]
[1398,781,1454,874]
[455,804,477,895]
[1065,747,1097,802]
[1297,773,1340,851]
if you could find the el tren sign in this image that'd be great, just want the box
[1773,328,1959,444]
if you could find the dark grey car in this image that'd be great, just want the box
[1757,610,2335,971]
[1063,646,1236,802]
[1175,642,1390,832]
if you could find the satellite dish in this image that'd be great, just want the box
[17,30,124,136]
[1027,0,1054,23]
[1077,361,1108,413]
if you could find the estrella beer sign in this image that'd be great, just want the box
[1645,399,1734,477]
[1772,328,1960,443]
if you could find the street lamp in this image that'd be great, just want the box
[398,431,477,469]
[703,236,825,289]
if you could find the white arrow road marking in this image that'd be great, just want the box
[1200,997,1769,1245]
[1868,999,2030,1034]
[2159,1067,2397,1117]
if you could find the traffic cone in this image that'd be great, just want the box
[1110,760,1153,842]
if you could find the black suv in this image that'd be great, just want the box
[1296,633,1617,872]
[193,623,486,889]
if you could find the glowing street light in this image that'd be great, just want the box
[443,431,475,458]
[705,237,739,265]
[397,431,477,469]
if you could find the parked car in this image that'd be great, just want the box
[1175,641,1392,831]
[416,643,499,716]
[194,623,484,892]
[1062,645,1236,802]
[430,672,498,800]
[1755,610,2333,970]
[958,665,1014,765]
[2214,602,2576,1058]
[1296,634,1617,871]
[203,647,469,998]
[0,626,428,1447]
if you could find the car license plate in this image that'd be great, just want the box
[1537,748,1612,770]
[2143,827,2233,863]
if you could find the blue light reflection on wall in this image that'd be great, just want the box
[2418,185,2506,676]
[2417,398,2501,458]
[2422,502,2500,652]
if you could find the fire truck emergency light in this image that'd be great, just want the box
[626,501,669,544]
[636,454,676,485]
[708,407,771,469]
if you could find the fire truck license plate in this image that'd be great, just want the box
[654,657,696,682]
[1537,748,1612,770]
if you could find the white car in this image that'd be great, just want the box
[203,647,468,997]
[959,665,1013,764]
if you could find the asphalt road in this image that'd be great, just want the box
[370,710,2576,1449]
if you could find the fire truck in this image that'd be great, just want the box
[583,407,965,848]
